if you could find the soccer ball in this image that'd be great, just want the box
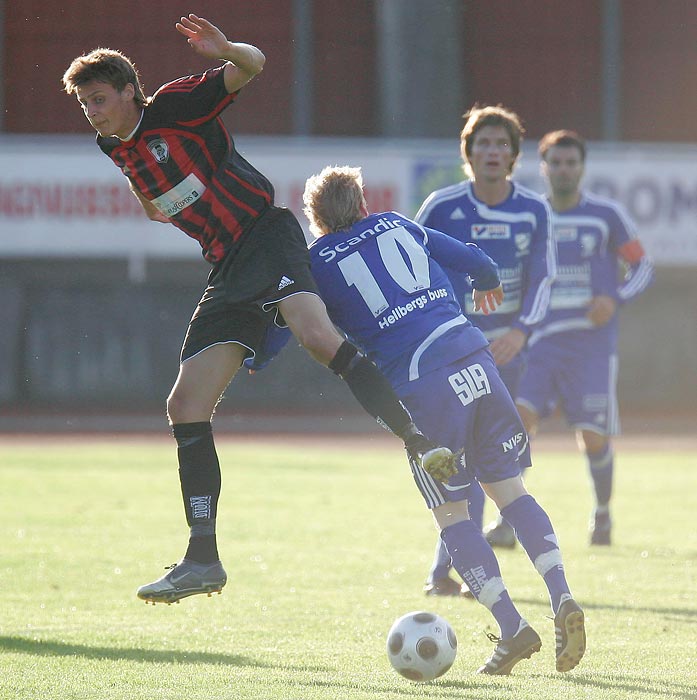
[386,611,457,682]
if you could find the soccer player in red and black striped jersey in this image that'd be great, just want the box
[63,14,457,605]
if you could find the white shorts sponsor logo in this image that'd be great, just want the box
[502,431,525,453]
[150,173,206,218]
[448,363,491,407]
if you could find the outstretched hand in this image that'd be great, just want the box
[472,284,504,315]
[175,14,230,60]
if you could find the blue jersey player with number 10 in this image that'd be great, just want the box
[297,165,585,675]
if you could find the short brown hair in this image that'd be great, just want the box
[303,166,365,238]
[538,129,586,162]
[62,48,148,107]
[460,104,525,174]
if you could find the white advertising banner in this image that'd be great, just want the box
[410,144,697,267]
[1,137,695,265]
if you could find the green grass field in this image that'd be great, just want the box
[1,434,696,700]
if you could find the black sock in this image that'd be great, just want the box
[185,535,219,564]
[172,421,221,564]
[329,341,414,438]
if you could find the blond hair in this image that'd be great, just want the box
[303,166,365,238]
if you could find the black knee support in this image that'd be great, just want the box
[328,340,363,377]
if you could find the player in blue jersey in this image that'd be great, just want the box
[295,165,585,674]
[62,14,455,605]
[516,130,653,545]
[415,104,556,594]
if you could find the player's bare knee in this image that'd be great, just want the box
[580,429,608,455]
[296,326,341,365]
[482,475,527,510]
[432,501,470,530]
[166,390,212,425]
[165,391,186,424]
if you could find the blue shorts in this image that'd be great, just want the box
[517,330,619,435]
[397,348,531,510]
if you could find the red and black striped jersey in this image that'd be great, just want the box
[97,66,274,264]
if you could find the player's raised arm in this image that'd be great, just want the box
[175,14,265,93]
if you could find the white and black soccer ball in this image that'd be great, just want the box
[386,610,457,682]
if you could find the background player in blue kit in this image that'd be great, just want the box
[516,130,654,545]
[415,104,557,594]
[298,165,585,675]
[62,14,454,605]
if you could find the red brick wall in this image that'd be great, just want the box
[312,0,377,135]
[463,1,604,139]
[4,0,294,134]
[621,0,697,141]
[4,1,697,141]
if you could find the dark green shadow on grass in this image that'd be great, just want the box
[279,669,697,699]
[514,596,697,622]
[557,671,697,699]
[0,635,330,672]
[438,667,697,700]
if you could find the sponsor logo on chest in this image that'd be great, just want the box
[150,173,206,217]
[471,223,511,239]
[555,226,578,243]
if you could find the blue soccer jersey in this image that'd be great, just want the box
[528,191,654,346]
[308,212,494,389]
[308,211,530,507]
[415,180,556,341]
[517,192,653,434]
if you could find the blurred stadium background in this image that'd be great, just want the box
[1,0,696,434]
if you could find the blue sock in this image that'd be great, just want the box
[428,538,453,582]
[427,485,486,581]
[467,481,486,531]
[588,443,614,507]
[501,495,571,614]
[441,520,523,639]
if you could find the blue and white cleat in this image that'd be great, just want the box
[477,624,542,675]
[554,598,586,672]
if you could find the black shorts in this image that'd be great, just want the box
[180,206,320,362]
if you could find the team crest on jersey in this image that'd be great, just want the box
[471,223,510,239]
[514,232,531,252]
[580,233,597,257]
[555,226,578,243]
[147,138,170,164]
